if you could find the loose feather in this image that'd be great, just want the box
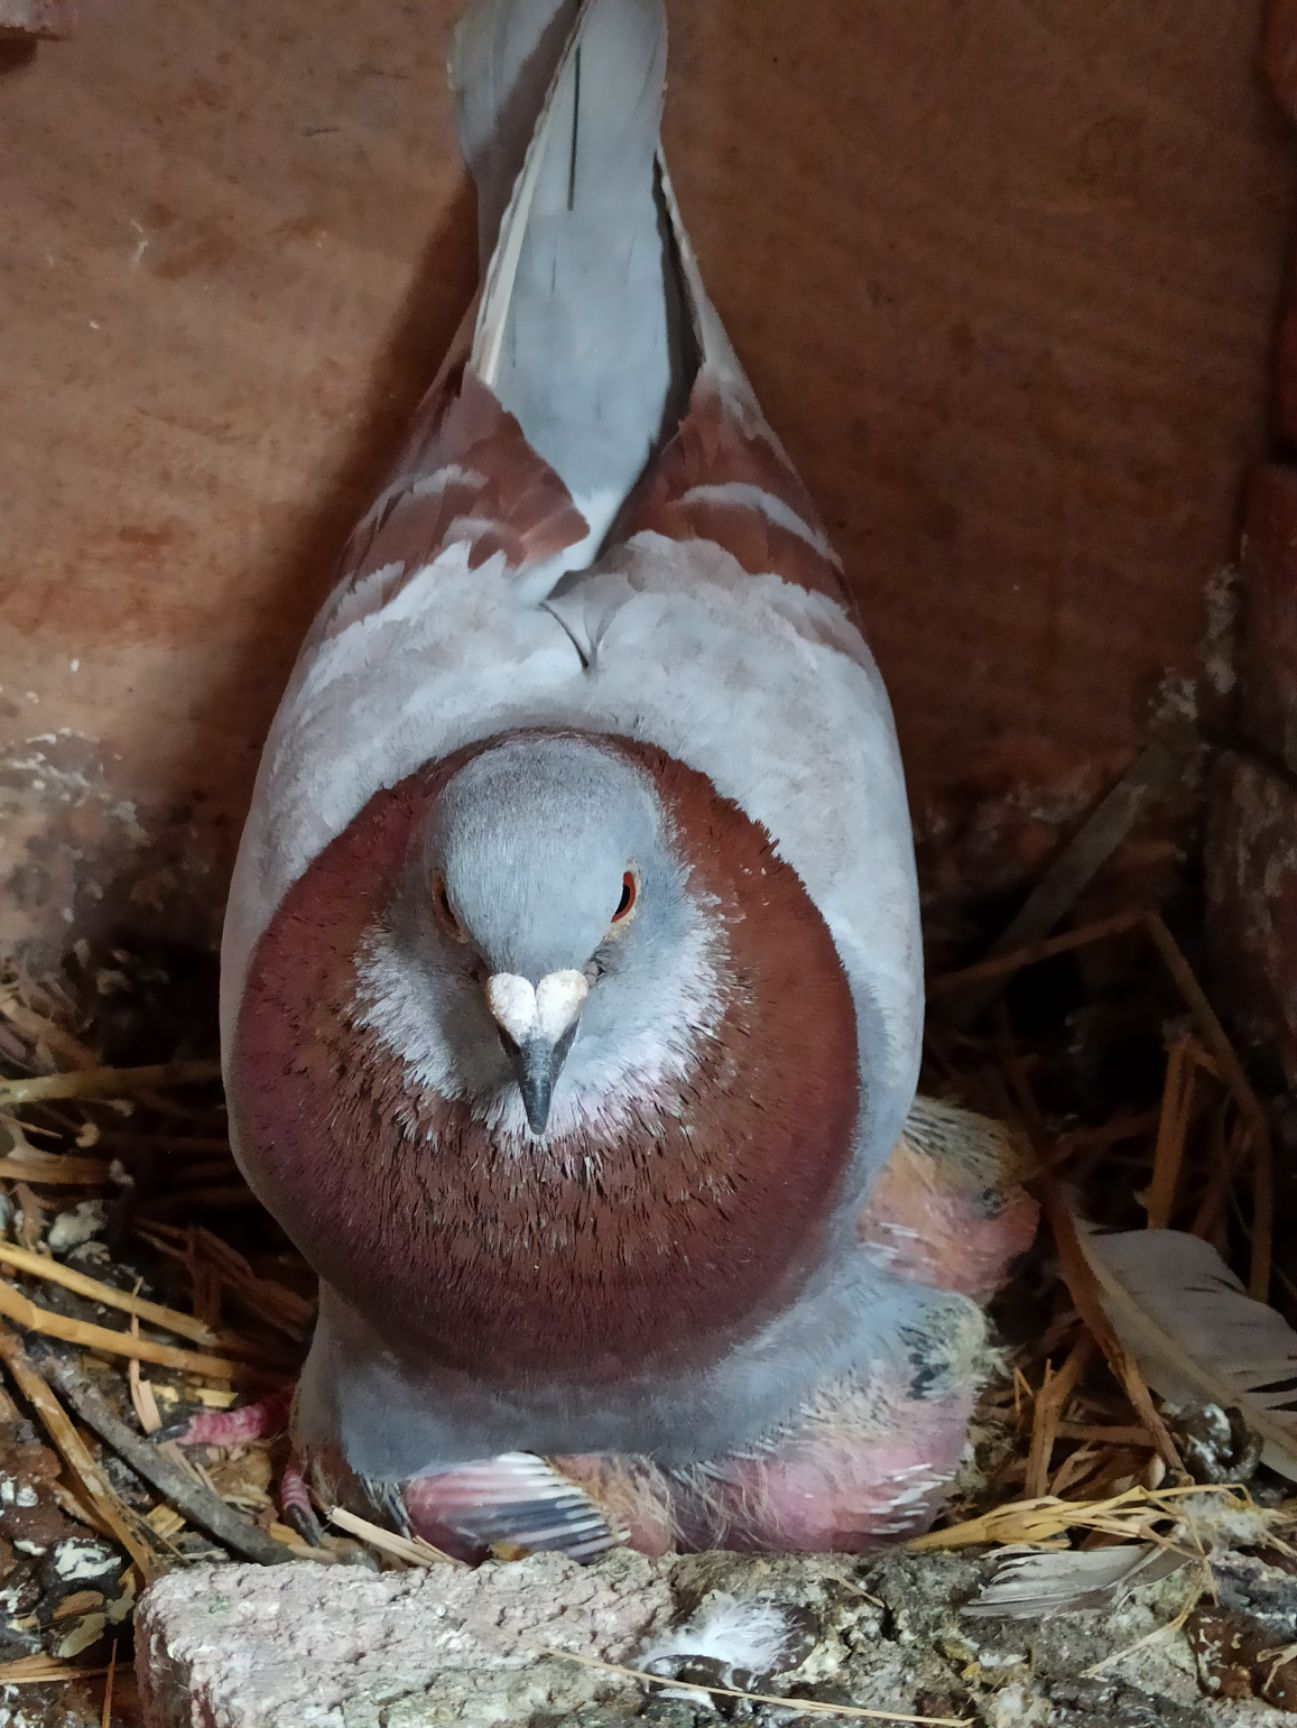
[964,1543,1186,1619]
[1081,1226,1297,1481]
[638,1594,797,1686]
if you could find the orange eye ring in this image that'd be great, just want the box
[611,871,637,923]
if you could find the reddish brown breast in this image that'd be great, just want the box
[232,737,858,1385]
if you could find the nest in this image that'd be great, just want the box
[0,873,1293,1724]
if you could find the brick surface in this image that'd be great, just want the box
[136,1551,676,1728]
[135,1546,1290,1728]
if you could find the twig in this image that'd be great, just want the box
[45,1357,310,1568]
[0,1241,219,1345]
[1144,915,1274,1300]
[326,1505,456,1567]
[538,1645,969,1724]
[0,1060,221,1108]
[0,1656,111,1685]
[1025,1336,1093,1499]
[0,1278,248,1379]
[0,982,98,1071]
[0,1322,157,1579]
[928,912,1144,999]
[1038,1177,1184,1476]
[1146,1038,1195,1231]
[0,1150,114,1186]
[100,1640,117,1728]
[945,736,1189,1025]
[910,1483,1243,1553]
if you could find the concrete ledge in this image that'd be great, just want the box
[135,1546,1297,1727]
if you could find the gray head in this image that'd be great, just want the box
[406,733,708,1137]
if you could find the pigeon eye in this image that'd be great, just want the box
[433,877,468,943]
[611,871,637,924]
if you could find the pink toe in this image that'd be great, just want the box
[175,1385,294,1447]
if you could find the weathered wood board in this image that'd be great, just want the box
[0,0,1291,957]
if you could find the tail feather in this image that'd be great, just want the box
[449,0,582,270]
[454,0,689,561]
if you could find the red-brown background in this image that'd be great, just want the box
[0,1,1291,957]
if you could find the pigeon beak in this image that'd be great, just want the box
[484,970,590,1138]
[507,1025,578,1137]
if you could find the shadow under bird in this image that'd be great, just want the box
[186,0,1036,1558]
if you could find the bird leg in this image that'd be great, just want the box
[157,1384,294,1447]
[278,1453,323,1546]
[159,1383,321,1544]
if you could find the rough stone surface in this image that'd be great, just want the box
[1205,750,1297,1086]
[136,1546,1297,1728]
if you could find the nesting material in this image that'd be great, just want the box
[0,885,1293,1722]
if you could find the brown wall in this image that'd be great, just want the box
[0,0,1291,958]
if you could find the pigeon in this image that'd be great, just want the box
[197,0,1036,1559]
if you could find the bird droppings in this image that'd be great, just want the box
[46,1201,107,1255]
[49,1539,120,1584]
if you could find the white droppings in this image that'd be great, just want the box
[52,1537,120,1581]
[48,1200,107,1254]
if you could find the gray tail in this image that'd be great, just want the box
[450,0,691,556]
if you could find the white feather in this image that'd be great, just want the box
[1082,1225,1297,1481]
[677,482,841,563]
[639,1593,795,1684]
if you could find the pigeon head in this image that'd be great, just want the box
[365,732,715,1141]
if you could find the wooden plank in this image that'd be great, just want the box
[0,0,1290,955]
